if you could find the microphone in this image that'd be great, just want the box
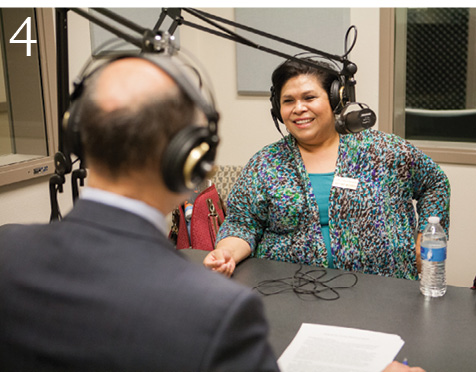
[335,102,376,134]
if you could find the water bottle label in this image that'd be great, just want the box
[421,245,446,262]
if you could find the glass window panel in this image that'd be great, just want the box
[395,8,476,144]
[0,8,48,167]
[0,8,55,186]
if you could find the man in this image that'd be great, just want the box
[0,56,278,371]
[0,56,424,372]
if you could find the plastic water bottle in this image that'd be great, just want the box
[420,216,447,297]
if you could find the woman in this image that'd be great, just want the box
[203,57,450,280]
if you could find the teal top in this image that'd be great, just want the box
[309,173,334,268]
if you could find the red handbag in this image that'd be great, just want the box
[169,184,226,251]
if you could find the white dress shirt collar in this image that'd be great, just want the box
[80,187,168,236]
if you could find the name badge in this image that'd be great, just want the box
[332,176,359,190]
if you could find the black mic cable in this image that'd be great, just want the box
[253,264,358,301]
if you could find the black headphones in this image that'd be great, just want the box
[61,53,220,193]
[269,60,375,135]
[270,72,348,124]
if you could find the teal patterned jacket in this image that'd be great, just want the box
[216,129,450,280]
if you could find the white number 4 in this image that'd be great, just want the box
[10,17,37,57]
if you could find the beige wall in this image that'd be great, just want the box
[439,163,476,289]
[0,8,474,287]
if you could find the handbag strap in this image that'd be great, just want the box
[207,198,221,246]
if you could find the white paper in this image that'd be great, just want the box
[278,323,404,372]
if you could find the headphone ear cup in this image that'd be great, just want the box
[62,78,86,162]
[270,86,283,123]
[161,125,215,192]
[329,79,345,114]
[62,99,85,163]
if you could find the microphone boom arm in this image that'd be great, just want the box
[157,8,359,102]
[157,8,358,80]
[183,8,346,63]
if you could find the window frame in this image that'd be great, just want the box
[0,8,57,187]
[379,8,476,165]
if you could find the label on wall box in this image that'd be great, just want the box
[421,244,447,262]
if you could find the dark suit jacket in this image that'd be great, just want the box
[0,200,278,372]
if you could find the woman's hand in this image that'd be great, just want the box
[383,361,426,372]
[203,237,252,277]
[415,232,422,274]
[203,248,236,277]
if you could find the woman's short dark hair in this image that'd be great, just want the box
[271,57,339,105]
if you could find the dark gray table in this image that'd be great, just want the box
[182,249,476,372]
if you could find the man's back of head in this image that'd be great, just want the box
[79,58,195,182]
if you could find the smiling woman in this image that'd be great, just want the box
[203,56,450,281]
[0,8,56,186]
[278,74,339,174]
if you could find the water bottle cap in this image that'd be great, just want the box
[428,216,440,224]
